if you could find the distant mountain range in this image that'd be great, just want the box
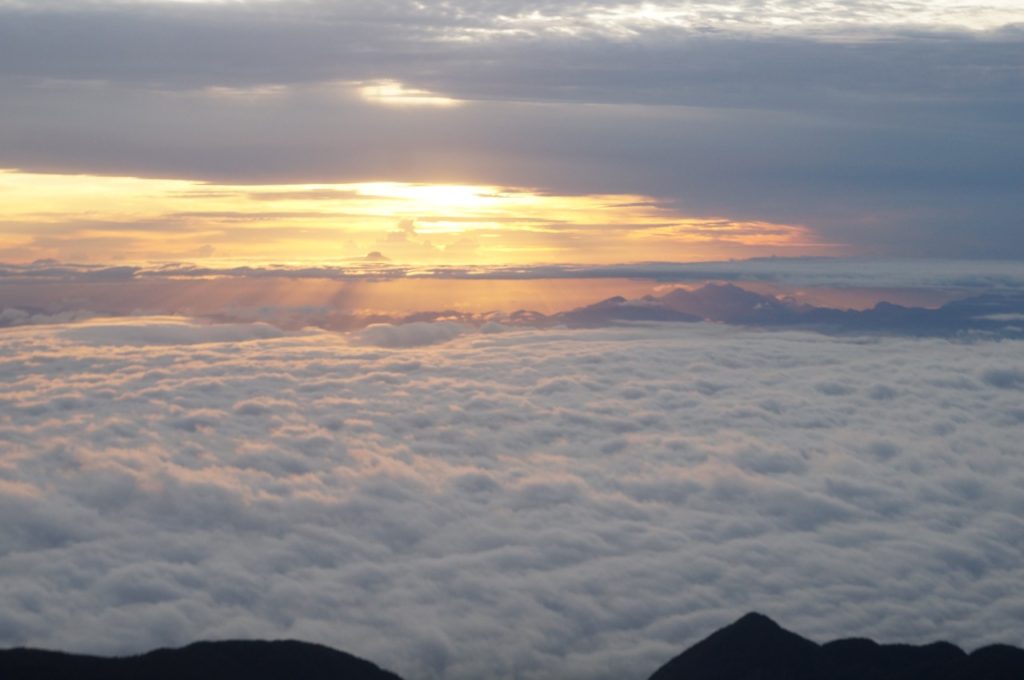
[0,640,402,680]
[374,284,1024,337]
[3,281,1023,338]
[650,612,1024,680]
[550,284,1024,337]
[4,612,1022,679]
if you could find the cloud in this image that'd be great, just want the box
[0,170,824,264]
[58,317,286,346]
[3,261,1024,344]
[5,257,1024,290]
[1,317,1022,679]
[0,3,1021,258]
[352,321,467,348]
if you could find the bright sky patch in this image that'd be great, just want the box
[0,170,832,265]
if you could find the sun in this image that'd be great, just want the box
[0,170,833,266]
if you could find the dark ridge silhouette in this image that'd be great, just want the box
[819,637,967,678]
[384,286,1024,336]
[649,612,1024,680]
[0,639,405,680]
[649,612,829,680]
[660,284,801,324]
[966,645,1024,678]
[3,615,1023,679]
[556,295,701,326]
[656,284,1024,336]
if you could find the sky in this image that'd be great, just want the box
[2,3,1024,679]
[0,0,1022,264]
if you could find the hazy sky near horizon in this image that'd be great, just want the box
[0,0,1022,263]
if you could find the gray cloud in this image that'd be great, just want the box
[59,317,286,345]
[4,259,1024,342]
[1,317,1022,679]
[352,321,469,347]
[4,257,1024,289]
[0,1,1021,256]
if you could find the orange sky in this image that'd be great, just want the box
[0,170,841,266]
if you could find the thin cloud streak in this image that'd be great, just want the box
[4,257,1024,289]
[0,171,826,265]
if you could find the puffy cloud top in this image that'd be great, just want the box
[1,317,1023,679]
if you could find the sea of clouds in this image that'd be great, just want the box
[1,317,1023,679]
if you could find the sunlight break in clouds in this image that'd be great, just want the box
[0,170,830,265]
[0,318,1022,679]
[359,80,463,108]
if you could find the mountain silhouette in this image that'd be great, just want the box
[649,612,1024,680]
[556,295,700,326]
[3,614,1023,679]
[0,639,405,680]
[660,284,804,324]
[655,284,1024,336]
[649,612,830,680]
[536,285,1024,336]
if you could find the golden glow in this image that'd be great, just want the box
[2,277,673,322]
[0,169,839,265]
[358,80,462,107]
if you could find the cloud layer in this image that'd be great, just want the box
[1,318,1023,679]
[0,1,1021,258]
[6,257,1024,289]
